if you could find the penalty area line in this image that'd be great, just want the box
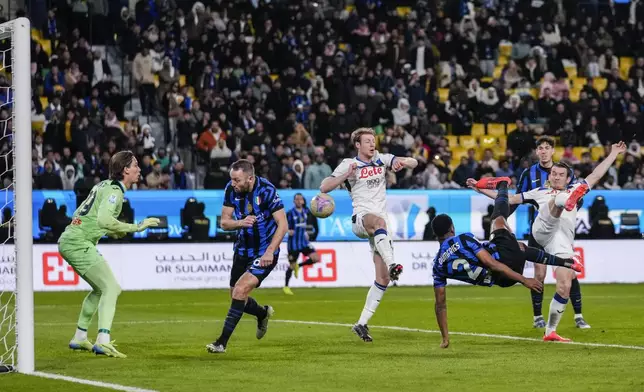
[272,319,644,351]
[30,371,158,392]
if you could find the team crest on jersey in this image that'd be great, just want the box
[247,203,254,213]
[108,194,117,204]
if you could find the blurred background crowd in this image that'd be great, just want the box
[19,0,644,195]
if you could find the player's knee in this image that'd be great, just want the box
[491,216,507,231]
[535,270,546,282]
[376,276,390,287]
[556,280,571,297]
[108,284,122,297]
[310,253,320,263]
[232,284,252,300]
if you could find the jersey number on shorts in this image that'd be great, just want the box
[78,188,98,216]
[452,259,483,280]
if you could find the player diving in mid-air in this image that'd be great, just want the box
[320,127,418,342]
[430,176,583,348]
[284,193,320,295]
[472,141,627,342]
[60,151,161,358]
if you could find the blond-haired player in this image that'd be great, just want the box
[320,128,418,342]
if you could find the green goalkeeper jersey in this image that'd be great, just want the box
[59,180,138,245]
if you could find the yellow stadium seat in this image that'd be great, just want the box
[471,123,486,137]
[569,88,581,102]
[479,136,498,149]
[506,123,517,133]
[32,120,45,134]
[498,135,507,149]
[553,147,564,161]
[179,75,187,87]
[459,135,478,149]
[153,74,160,88]
[492,147,505,159]
[396,7,412,17]
[498,44,512,58]
[564,66,578,78]
[473,148,484,161]
[487,123,505,136]
[39,96,48,109]
[269,74,279,81]
[551,136,561,147]
[493,66,503,79]
[438,88,449,103]
[572,147,589,160]
[591,146,604,160]
[345,5,355,12]
[338,43,348,52]
[592,78,608,92]
[449,158,461,169]
[451,148,468,161]
[528,88,539,99]
[572,77,587,89]
[445,135,458,147]
[497,56,508,66]
[41,39,51,56]
[187,86,195,98]
[620,57,634,80]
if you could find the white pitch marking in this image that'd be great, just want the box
[30,371,158,392]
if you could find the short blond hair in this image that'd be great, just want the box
[351,127,375,146]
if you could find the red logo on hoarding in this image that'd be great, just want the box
[553,247,585,280]
[303,249,337,282]
[42,252,79,286]
[359,167,383,179]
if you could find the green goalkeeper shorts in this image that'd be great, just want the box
[58,239,106,276]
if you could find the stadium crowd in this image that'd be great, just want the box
[27,0,644,193]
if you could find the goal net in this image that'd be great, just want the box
[0,17,34,374]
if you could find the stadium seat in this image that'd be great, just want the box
[153,74,160,88]
[565,66,578,78]
[480,77,493,83]
[471,123,485,137]
[269,74,279,81]
[553,147,564,161]
[32,120,44,134]
[345,5,355,12]
[569,88,581,102]
[573,147,589,160]
[498,135,507,149]
[493,66,503,79]
[497,56,508,66]
[506,123,517,133]
[338,43,348,52]
[438,88,449,103]
[572,77,587,89]
[487,123,505,136]
[445,135,458,147]
[528,88,539,99]
[449,158,460,169]
[39,96,48,109]
[459,135,477,149]
[498,43,512,58]
[592,78,608,92]
[179,75,187,87]
[451,147,468,161]
[396,7,412,17]
[591,146,604,160]
[479,136,498,149]
[620,57,634,80]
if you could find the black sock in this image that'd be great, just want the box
[531,290,544,317]
[570,278,582,314]
[244,297,267,319]
[298,259,316,267]
[491,181,509,219]
[217,299,246,346]
[523,246,573,268]
[285,268,293,287]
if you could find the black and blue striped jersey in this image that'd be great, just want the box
[432,233,493,288]
[223,177,284,259]
[287,207,311,252]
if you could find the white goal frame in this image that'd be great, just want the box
[12,17,34,374]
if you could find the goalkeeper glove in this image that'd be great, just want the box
[137,218,161,232]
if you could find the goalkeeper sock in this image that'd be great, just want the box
[285,267,293,287]
[491,181,510,219]
[357,281,387,325]
[218,299,245,346]
[76,290,100,331]
[373,229,394,264]
[97,329,110,344]
[74,327,88,341]
[523,246,574,268]
[244,297,268,319]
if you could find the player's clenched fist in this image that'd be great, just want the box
[137,217,161,231]
[344,163,357,179]
[239,215,257,228]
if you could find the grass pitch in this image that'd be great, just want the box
[3,284,644,392]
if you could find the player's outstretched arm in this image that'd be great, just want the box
[320,162,357,193]
[476,249,543,292]
[466,179,523,205]
[391,157,418,172]
[96,191,140,233]
[584,141,626,188]
[434,286,449,348]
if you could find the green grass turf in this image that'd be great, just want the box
[3,284,644,392]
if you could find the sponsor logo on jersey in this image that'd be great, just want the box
[42,252,79,286]
[71,218,81,225]
[303,249,337,282]
[358,167,384,179]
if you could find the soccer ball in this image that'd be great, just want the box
[310,193,335,218]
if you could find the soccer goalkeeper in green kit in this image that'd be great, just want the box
[58,151,160,358]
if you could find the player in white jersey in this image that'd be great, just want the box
[320,127,418,342]
[472,141,627,342]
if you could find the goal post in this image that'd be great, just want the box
[0,17,33,374]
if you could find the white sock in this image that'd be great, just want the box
[357,281,387,325]
[575,313,583,319]
[73,328,88,341]
[97,332,111,345]
[545,293,569,335]
[373,230,394,265]
[534,315,544,321]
